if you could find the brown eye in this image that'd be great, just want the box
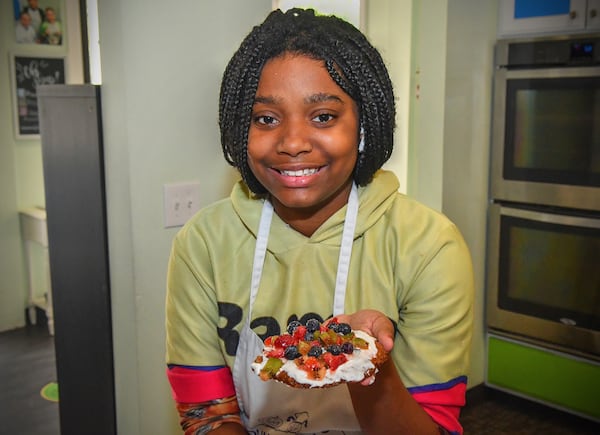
[313,113,335,124]
[254,115,278,125]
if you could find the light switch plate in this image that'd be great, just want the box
[163,182,201,228]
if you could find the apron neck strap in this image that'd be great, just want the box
[249,183,359,319]
[249,199,273,316]
[333,183,358,316]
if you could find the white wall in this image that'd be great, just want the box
[97,1,272,433]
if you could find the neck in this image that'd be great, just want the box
[271,181,353,237]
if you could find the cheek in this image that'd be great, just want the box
[319,132,358,160]
[246,141,266,176]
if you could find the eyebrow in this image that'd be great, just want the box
[253,93,344,106]
[305,93,344,105]
[254,95,279,105]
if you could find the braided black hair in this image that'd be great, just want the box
[219,8,396,194]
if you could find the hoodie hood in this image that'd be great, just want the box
[230,170,400,254]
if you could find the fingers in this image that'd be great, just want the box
[360,375,376,386]
[329,310,395,352]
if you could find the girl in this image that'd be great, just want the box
[166,8,474,435]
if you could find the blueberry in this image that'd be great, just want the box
[327,345,342,355]
[287,320,302,335]
[305,318,321,333]
[304,331,314,341]
[284,345,301,360]
[336,323,352,335]
[341,342,354,354]
[307,346,323,357]
[327,322,338,332]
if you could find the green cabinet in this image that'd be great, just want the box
[486,334,600,421]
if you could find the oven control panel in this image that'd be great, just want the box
[499,34,600,68]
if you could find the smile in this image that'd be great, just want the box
[278,168,321,177]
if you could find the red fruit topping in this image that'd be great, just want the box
[274,334,297,349]
[293,325,307,340]
[303,356,322,371]
[266,348,285,358]
[264,336,277,347]
[322,352,347,371]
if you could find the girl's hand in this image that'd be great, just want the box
[327,310,395,385]
[328,309,395,352]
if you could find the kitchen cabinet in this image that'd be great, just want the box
[498,0,600,37]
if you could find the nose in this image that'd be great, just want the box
[277,119,312,156]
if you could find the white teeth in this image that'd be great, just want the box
[280,168,319,177]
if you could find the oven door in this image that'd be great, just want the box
[486,203,600,359]
[490,65,600,211]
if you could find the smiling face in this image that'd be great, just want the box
[248,53,360,235]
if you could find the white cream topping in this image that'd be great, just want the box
[251,330,379,388]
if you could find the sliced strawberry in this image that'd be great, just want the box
[293,325,307,340]
[274,334,297,349]
[322,352,347,371]
[264,335,277,347]
[266,348,285,358]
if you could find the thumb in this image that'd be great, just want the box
[371,316,395,352]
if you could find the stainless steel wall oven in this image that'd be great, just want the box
[490,34,600,211]
[488,34,600,360]
[486,203,600,358]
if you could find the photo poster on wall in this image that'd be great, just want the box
[11,55,66,138]
[14,0,64,45]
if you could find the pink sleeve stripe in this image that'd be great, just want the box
[410,378,467,435]
[166,366,236,403]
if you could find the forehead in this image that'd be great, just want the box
[256,54,349,99]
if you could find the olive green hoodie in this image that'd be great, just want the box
[166,169,474,391]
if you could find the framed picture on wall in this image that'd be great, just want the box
[14,0,65,46]
[10,54,66,139]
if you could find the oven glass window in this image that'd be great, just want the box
[498,214,600,331]
[504,77,600,187]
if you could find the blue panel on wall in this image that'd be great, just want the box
[514,0,571,18]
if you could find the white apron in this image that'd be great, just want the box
[232,184,363,434]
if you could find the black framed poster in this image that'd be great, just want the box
[11,55,66,138]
